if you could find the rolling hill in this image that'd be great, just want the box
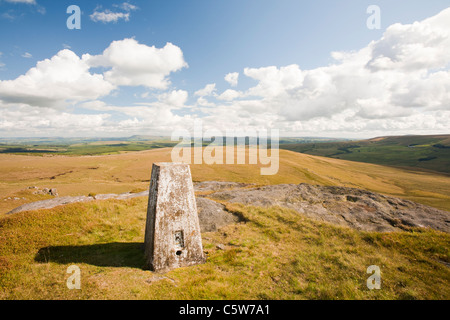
[1,146,449,300]
[1,146,449,215]
[280,135,450,174]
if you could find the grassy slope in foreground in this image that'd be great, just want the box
[280,135,450,175]
[1,147,449,215]
[0,198,448,299]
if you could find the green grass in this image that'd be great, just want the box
[0,141,179,156]
[281,135,450,174]
[1,197,448,300]
[0,135,346,157]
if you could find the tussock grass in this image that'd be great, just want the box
[1,198,448,300]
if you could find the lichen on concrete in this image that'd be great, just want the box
[144,163,205,272]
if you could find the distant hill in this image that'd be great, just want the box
[280,134,450,174]
[0,136,347,156]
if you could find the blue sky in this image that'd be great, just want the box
[0,0,450,138]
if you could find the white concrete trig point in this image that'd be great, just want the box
[144,162,205,272]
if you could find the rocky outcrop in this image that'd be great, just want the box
[208,183,450,233]
[27,186,59,196]
[194,181,254,192]
[6,191,149,215]
[5,188,240,233]
[196,198,241,232]
[7,196,94,214]
[6,181,449,233]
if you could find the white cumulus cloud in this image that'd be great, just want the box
[90,10,130,23]
[90,2,138,23]
[5,0,36,4]
[194,83,216,97]
[0,49,115,108]
[217,89,242,101]
[116,2,138,12]
[84,38,187,89]
[2,8,450,137]
[224,72,239,87]
[157,90,188,108]
[207,7,450,136]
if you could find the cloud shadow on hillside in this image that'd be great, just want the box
[35,242,145,269]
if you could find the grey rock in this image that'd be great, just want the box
[7,181,449,234]
[194,181,254,192]
[7,196,94,215]
[6,188,241,233]
[30,187,58,196]
[209,183,450,233]
[196,197,241,232]
[93,194,118,200]
[116,191,149,200]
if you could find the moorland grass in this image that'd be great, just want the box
[0,197,448,300]
[1,148,449,215]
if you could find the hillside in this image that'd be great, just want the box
[0,136,344,156]
[1,147,450,216]
[280,135,450,174]
[0,147,449,300]
[1,195,449,300]
[6,182,449,233]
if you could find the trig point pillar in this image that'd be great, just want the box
[144,162,205,272]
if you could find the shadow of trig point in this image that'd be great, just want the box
[144,162,205,272]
